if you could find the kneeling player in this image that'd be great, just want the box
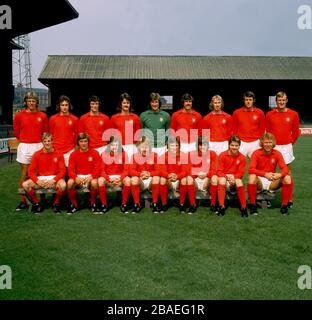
[22,133,66,214]
[189,137,218,213]
[129,137,161,213]
[248,132,292,215]
[217,135,248,217]
[159,137,194,214]
[98,136,131,214]
[67,133,101,214]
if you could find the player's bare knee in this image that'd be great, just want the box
[98,177,106,186]
[67,179,75,189]
[180,178,187,185]
[235,179,243,187]
[248,174,257,184]
[211,175,218,185]
[160,177,167,185]
[152,176,160,184]
[131,176,140,185]
[283,175,292,184]
[90,179,98,189]
[186,176,194,185]
[123,177,131,186]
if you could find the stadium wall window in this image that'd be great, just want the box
[160,96,173,110]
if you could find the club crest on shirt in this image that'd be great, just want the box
[53,157,58,163]
[236,160,240,165]
[68,120,72,125]
[128,120,133,124]
[37,117,42,122]
[192,118,196,123]
[88,157,93,162]
[222,119,227,124]
[253,115,258,120]
[99,120,103,125]
[159,117,163,122]
[271,159,276,164]
[286,117,291,122]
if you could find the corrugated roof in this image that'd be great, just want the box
[39,55,312,81]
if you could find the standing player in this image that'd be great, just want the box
[22,133,66,214]
[98,136,131,214]
[159,137,195,214]
[49,95,79,166]
[217,135,248,217]
[170,93,202,153]
[67,133,101,214]
[110,92,141,161]
[78,95,111,155]
[248,133,292,215]
[232,91,265,158]
[13,92,49,211]
[140,92,170,156]
[265,91,300,208]
[128,137,161,213]
[199,95,232,155]
[189,137,218,213]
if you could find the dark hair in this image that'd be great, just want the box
[88,95,101,107]
[148,92,162,109]
[228,135,241,146]
[56,95,73,112]
[77,132,89,145]
[167,135,181,147]
[180,93,194,108]
[243,91,256,101]
[196,136,209,149]
[117,92,133,112]
[106,135,123,153]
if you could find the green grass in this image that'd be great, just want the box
[0,137,312,300]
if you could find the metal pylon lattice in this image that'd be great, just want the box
[12,34,32,107]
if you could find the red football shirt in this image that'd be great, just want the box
[28,148,66,183]
[189,150,217,178]
[13,109,49,143]
[100,151,129,181]
[232,107,265,142]
[217,150,246,179]
[249,148,289,177]
[78,112,111,148]
[158,151,190,179]
[265,108,300,145]
[128,152,160,177]
[49,113,79,153]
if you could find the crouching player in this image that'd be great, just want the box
[128,137,161,213]
[67,133,101,214]
[217,135,248,217]
[159,137,195,214]
[22,133,66,214]
[189,137,218,214]
[98,136,131,214]
[248,132,292,216]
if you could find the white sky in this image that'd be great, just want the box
[22,0,312,88]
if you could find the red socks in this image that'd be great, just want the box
[179,184,187,205]
[159,184,168,205]
[131,184,141,204]
[99,186,107,205]
[187,185,196,206]
[68,189,77,207]
[122,186,131,205]
[248,183,257,205]
[54,189,65,205]
[217,185,226,207]
[281,183,292,206]
[90,189,98,205]
[20,180,26,203]
[237,186,246,208]
[28,188,39,204]
[152,184,160,203]
[209,185,217,206]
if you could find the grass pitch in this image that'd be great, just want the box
[0,137,312,299]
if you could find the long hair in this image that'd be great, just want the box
[117,92,134,112]
[56,95,73,112]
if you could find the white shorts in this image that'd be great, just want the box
[209,141,228,156]
[140,177,152,191]
[37,175,56,181]
[151,146,167,157]
[63,149,75,167]
[123,144,138,162]
[168,180,180,192]
[109,175,121,181]
[77,174,92,189]
[274,144,295,164]
[195,177,208,191]
[95,145,107,156]
[180,142,196,153]
[239,140,260,158]
[17,142,43,164]
[258,176,272,191]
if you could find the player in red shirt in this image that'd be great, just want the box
[248,133,292,215]
[199,95,233,155]
[110,92,141,161]
[128,137,161,213]
[158,136,195,214]
[217,135,248,217]
[78,95,111,155]
[170,93,202,153]
[22,133,66,214]
[265,91,300,209]
[13,92,49,211]
[189,136,218,213]
[232,91,265,158]
[49,95,79,166]
[67,133,101,214]
[98,136,131,214]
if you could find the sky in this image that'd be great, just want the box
[18,0,312,88]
